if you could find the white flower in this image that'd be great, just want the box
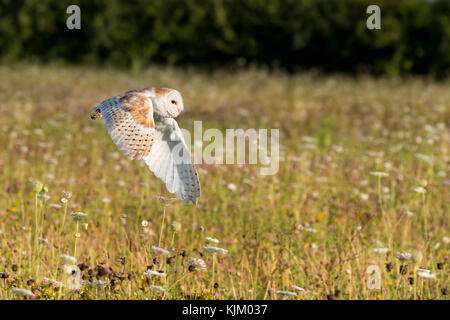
[188,258,207,272]
[274,290,297,297]
[227,183,237,191]
[359,193,369,201]
[49,203,62,209]
[396,251,413,261]
[370,171,389,177]
[417,271,436,279]
[404,210,414,217]
[371,239,384,247]
[148,285,165,292]
[414,187,426,194]
[61,198,68,203]
[101,197,111,203]
[290,285,305,292]
[414,153,432,164]
[70,211,87,219]
[297,225,317,233]
[205,237,219,244]
[143,270,166,277]
[151,246,170,255]
[372,247,389,253]
[203,246,228,255]
[37,193,51,200]
[442,236,450,244]
[12,288,36,298]
[332,145,343,153]
[141,220,149,227]
[60,254,77,264]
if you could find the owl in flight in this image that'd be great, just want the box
[91,87,200,205]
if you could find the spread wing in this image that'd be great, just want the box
[97,91,155,160]
[143,118,201,205]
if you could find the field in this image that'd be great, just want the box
[0,65,448,300]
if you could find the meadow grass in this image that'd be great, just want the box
[0,65,448,300]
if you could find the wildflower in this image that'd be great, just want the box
[205,237,219,244]
[290,285,306,292]
[274,290,297,297]
[404,210,414,217]
[203,246,228,255]
[370,171,389,177]
[373,248,390,253]
[188,258,207,272]
[297,225,317,233]
[414,187,426,194]
[227,183,237,191]
[360,193,369,201]
[141,220,149,227]
[62,190,72,199]
[148,285,165,292]
[61,198,68,203]
[60,254,77,264]
[75,233,80,238]
[414,153,432,164]
[11,288,36,298]
[417,271,436,279]
[151,246,170,255]
[33,181,44,194]
[70,211,87,220]
[170,221,181,232]
[37,193,50,200]
[396,251,413,261]
[143,270,166,277]
[49,203,62,209]
[442,236,450,244]
[101,197,111,203]
[332,145,343,153]
[412,251,423,263]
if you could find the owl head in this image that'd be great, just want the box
[152,88,184,118]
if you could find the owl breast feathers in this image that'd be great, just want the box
[92,87,200,205]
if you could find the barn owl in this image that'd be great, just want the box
[91,87,200,205]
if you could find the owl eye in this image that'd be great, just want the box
[171,100,178,105]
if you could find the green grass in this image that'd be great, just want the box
[0,65,448,300]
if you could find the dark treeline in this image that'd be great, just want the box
[0,0,449,77]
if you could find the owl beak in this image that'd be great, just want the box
[167,104,181,117]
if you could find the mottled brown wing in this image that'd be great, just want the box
[97,91,155,160]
